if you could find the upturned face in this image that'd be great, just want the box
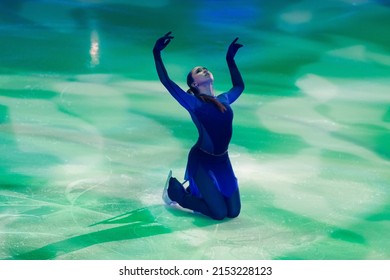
[190,66,214,87]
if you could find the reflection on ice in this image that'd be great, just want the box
[89,30,100,67]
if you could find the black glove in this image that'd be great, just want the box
[226,37,243,60]
[153,32,174,53]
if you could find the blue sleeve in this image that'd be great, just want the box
[218,56,245,104]
[153,51,199,111]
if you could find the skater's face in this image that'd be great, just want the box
[190,66,214,87]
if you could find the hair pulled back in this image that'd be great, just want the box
[186,71,226,112]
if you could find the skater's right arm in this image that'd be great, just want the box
[153,32,197,110]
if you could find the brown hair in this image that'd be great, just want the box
[186,71,226,112]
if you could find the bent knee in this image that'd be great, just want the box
[227,208,240,218]
[227,204,241,218]
[209,207,228,220]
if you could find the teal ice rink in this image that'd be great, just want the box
[0,0,389,260]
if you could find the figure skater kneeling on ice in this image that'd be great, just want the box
[153,32,245,220]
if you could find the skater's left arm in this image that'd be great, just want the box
[220,38,245,104]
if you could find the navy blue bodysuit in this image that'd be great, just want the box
[154,47,244,218]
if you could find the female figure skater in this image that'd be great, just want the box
[153,32,244,220]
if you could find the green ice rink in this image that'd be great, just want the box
[0,0,389,259]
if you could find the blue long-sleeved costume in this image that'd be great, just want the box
[154,47,244,219]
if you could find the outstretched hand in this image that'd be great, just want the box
[226,37,243,60]
[153,32,174,53]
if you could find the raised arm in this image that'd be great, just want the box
[153,32,197,110]
[153,32,174,88]
[222,38,245,104]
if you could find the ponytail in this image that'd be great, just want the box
[198,93,227,112]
